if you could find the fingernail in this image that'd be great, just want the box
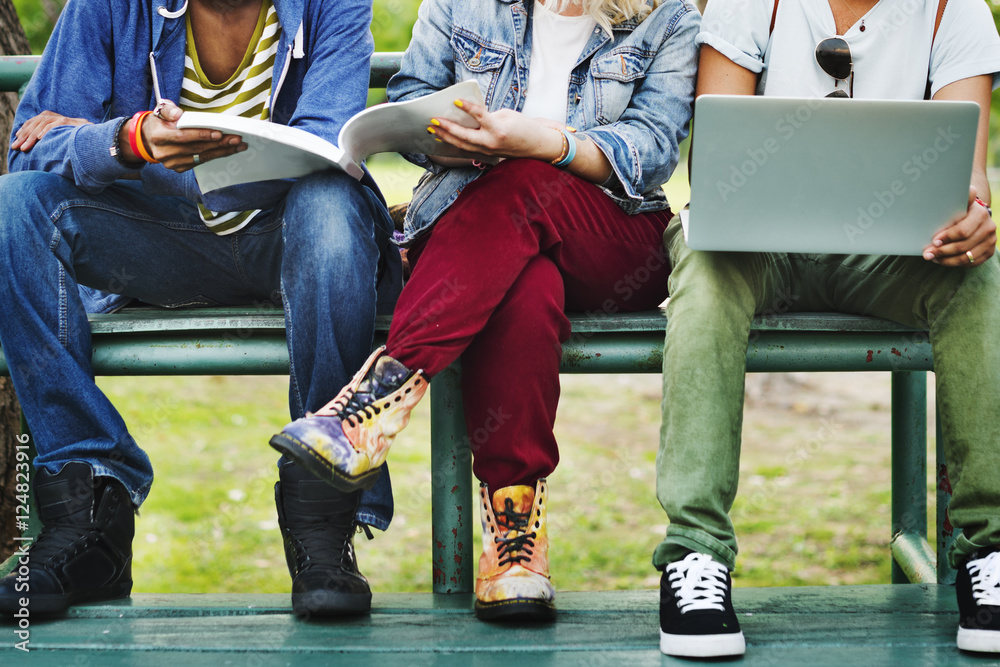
[567,126,577,132]
[430,119,441,126]
[923,252,935,260]
[228,137,240,145]
[933,240,943,247]
[427,127,436,135]
[454,99,464,108]
[434,138,443,143]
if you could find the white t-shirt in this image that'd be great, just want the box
[521,0,598,122]
[698,0,1000,99]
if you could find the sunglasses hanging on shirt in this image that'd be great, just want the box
[815,36,853,98]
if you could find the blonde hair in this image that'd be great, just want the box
[543,0,661,35]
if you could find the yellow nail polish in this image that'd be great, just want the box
[454,99,464,108]
[435,138,443,143]
[567,126,577,132]
[427,127,436,135]
[431,119,441,126]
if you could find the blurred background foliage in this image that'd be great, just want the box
[10,0,1000,168]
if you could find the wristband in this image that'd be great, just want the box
[127,112,145,162]
[975,197,992,218]
[129,111,159,164]
[552,129,577,168]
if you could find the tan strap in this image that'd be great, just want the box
[932,0,948,44]
[925,0,949,99]
[769,0,780,36]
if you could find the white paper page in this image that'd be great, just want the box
[338,80,485,165]
[175,112,363,193]
[679,209,690,242]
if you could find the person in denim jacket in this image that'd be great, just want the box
[270,0,699,621]
[0,0,401,619]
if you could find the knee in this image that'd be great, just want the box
[284,172,384,249]
[670,250,754,309]
[282,173,390,274]
[0,172,65,246]
[456,159,574,225]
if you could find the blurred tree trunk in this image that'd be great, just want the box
[0,0,31,564]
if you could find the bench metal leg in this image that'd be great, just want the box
[429,362,474,594]
[889,371,933,583]
[935,401,956,585]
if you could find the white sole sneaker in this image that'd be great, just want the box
[958,627,1000,653]
[659,629,747,657]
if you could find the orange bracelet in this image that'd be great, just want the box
[132,111,160,164]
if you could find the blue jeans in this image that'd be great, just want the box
[0,170,399,530]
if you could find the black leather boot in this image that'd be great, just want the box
[275,462,373,617]
[0,462,134,615]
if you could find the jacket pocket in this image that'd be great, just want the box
[451,31,511,105]
[591,48,653,124]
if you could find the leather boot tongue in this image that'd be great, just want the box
[491,485,535,531]
[357,356,411,398]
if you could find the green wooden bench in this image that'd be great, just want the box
[0,53,949,587]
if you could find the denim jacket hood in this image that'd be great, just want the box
[386,0,700,245]
[9,0,375,214]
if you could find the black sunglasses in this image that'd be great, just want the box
[815,36,853,98]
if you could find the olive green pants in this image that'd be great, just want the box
[654,217,1000,571]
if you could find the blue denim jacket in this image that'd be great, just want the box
[386,0,700,245]
[9,0,375,215]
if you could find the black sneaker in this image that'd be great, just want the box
[0,462,134,615]
[275,462,373,617]
[659,552,746,657]
[957,547,1000,653]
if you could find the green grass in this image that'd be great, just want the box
[98,370,922,595]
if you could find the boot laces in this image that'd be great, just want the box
[666,553,729,613]
[969,551,1000,606]
[338,389,383,427]
[29,522,95,565]
[292,515,360,569]
[315,366,411,427]
[495,498,536,567]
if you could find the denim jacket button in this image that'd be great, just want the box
[468,56,481,66]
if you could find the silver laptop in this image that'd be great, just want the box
[681,95,980,255]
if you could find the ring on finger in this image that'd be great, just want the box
[966,250,975,265]
[153,100,168,120]
[192,154,201,166]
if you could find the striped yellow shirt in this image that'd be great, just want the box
[180,0,281,235]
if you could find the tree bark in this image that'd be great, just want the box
[0,0,31,563]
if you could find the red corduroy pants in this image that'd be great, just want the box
[386,159,671,489]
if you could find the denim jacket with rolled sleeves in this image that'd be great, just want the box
[386,0,701,245]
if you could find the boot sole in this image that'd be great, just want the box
[0,582,132,616]
[270,433,381,492]
[659,629,746,657]
[474,598,556,622]
[292,590,372,618]
[958,627,1000,653]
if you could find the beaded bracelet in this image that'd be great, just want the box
[550,131,569,166]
